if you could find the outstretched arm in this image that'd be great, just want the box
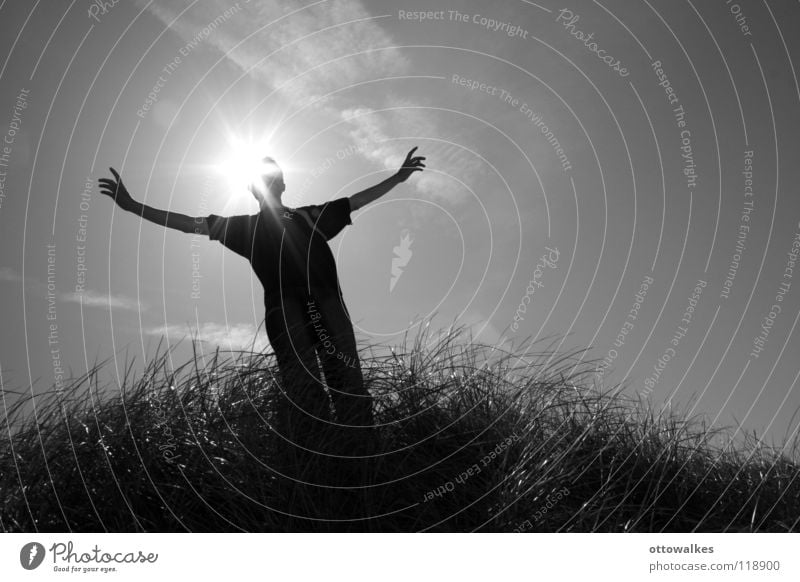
[98,168,208,235]
[348,147,426,212]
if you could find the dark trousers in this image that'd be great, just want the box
[264,288,374,456]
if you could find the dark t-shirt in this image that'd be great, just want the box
[205,197,352,304]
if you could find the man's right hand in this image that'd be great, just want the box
[98,167,134,210]
[98,167,206,234]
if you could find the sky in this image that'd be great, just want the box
[1,0,799,447]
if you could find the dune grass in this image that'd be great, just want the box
[1,325,799,532]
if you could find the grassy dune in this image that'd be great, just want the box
[2,326,798,532]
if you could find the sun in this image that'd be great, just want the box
[215,137,276,197]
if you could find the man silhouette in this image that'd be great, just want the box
[97,147,426,457]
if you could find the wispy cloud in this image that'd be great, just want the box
[62,290,144,312]
[138,0,408,106]
[461,311,514,353]
[0,267,24,283]
[138,0,485,206]
[147,321,270,352]
[1,267,143,311]
[341,103,486,204]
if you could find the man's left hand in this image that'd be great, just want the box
[395,147,426,182]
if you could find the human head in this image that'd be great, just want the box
[249,156,285,208]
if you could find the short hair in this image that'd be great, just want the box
[261,156,283,179]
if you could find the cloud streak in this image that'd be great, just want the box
[1,267,144,312]
[138,0,485,205]
[146,321,270,352]
[0,267,24,283]
[139,0,408,106]
[62,290,144,312]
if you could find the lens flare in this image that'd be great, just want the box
[216,138,276,196]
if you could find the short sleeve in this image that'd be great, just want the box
[205,214,259,258]
[295,197,352,241]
